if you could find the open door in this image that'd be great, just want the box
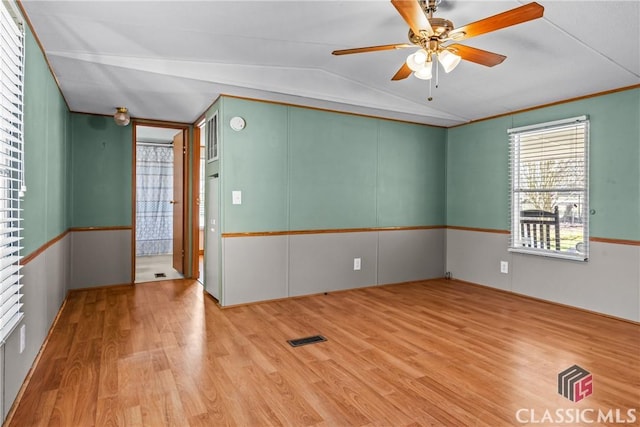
[172,130,185,273]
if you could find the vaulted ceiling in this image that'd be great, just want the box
[20,0,640,127]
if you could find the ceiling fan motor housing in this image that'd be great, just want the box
[408,17,454,46]
[429,18,454,36]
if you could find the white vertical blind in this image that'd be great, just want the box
[0,0,24,343]
[508,116,589,261]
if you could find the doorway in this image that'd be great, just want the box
[133,124,188,283]
[196,120,206,283]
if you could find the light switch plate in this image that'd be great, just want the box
[353,258,361,271]
[232,191,242,205]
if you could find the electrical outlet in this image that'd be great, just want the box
[19,324,25,353]
[353,258,361,271]
[500,261,509,274]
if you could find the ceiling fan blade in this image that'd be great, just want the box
[447,44,506,67]
[448,2,544,41]
[391,0,433,37]
[391,62,412,80]
[332,43,412,56]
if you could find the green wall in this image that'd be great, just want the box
[378,119,445,227]
[289,108,378,229]
[446,116,511,231]
[22,26,70,256]
[215,97,446,233]
[22,23,135,252]
[446,88,640,241]
[70,114,132,227]
[221,99,289,232]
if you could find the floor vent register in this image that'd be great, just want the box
[287,335,327,347]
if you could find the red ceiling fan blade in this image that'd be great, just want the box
[448,2,544,41]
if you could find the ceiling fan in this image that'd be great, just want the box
[332,0,544,84]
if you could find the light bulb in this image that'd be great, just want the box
[406,49,428,72]
[414,60,433,80]
[438,50,461,73]
[413,50,427,64]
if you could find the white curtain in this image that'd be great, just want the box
[136,144,173,256]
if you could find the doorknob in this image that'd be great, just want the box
[169,200,178,204]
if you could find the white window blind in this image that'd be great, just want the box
[508,116,589,261]
[0,0,24,343]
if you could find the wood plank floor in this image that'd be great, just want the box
[6,279,639,426]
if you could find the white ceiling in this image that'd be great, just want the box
[20,0,640,127]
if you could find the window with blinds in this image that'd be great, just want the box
[206,112,218,162]
[0,0,25,343]
[508,116,589,261]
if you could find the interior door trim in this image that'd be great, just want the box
[131,121,192,283]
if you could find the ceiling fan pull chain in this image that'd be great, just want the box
[435,55,440,88]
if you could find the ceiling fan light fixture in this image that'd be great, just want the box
[438,49,461,73]
[114,107,130,126]
[406,49,428,72]
[414,60,433,80]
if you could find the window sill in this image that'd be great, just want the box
[508,247,588,262]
